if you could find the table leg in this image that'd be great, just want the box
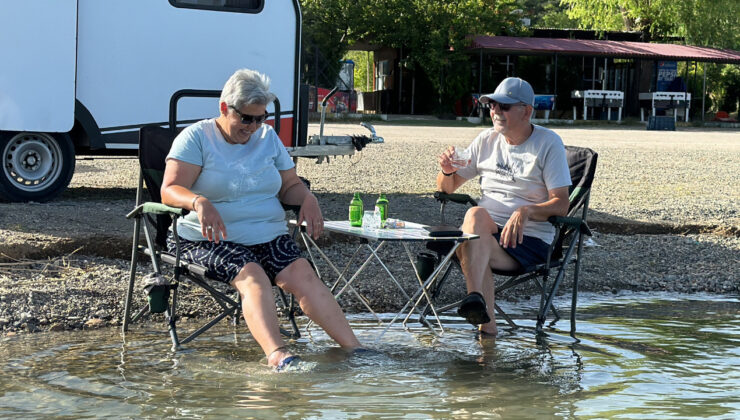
[365,242,412,303]
[375,242,462,341]
[300,232,381,321]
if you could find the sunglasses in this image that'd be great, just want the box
[484,101,525,111]
[229,105,269,125]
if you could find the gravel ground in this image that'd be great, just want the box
[1,121,738,334]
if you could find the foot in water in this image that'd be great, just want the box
[268,346,300,372]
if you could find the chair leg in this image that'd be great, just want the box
[570,235,586,340]
[123,217,142,333]
[278,287,300,339]
[167,285,181,350]
[418,261,455,323]
[536,270,551,333]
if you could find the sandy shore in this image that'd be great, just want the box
[0,121,738,333]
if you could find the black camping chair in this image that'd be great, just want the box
[122,94,300,349]
[420,146,597,339]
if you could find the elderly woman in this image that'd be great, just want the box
[161,68,362,369]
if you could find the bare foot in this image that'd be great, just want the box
[267,346,294,367]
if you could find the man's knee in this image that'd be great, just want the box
[462,207,495,233]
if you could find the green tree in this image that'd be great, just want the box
[300,0,361,87]
[559,0,680,41]
[559,0,740,48]
[301,0,522,112]
[344,50,372,92]
[353,0,522,112]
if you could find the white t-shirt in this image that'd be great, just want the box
[166,118,295,245]
[455,125,571,243]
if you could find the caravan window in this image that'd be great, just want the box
[170,0,264,13]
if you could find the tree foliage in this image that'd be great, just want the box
[301,0,523,111]
[560,0,740,48]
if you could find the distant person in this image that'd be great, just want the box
[437,77,571,336]
[161,68,362,369]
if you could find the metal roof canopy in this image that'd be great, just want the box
[469,36,740,121]
[471,36,740,64]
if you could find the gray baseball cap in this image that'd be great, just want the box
[479,77,535,106]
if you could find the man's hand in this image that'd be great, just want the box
[298,193,323,239]
[438,146,457,175]
[500,206,530,248]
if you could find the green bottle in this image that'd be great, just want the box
[375,193,389,227]
[349,192,363,227]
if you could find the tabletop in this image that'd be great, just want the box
[322,220,479,243]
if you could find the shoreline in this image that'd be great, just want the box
[1,228,737,335]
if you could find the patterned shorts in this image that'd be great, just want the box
[166,233,303,284]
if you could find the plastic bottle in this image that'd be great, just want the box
[349,192,363,227]
[375,193,389,227]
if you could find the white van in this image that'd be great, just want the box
[1,0,374,202]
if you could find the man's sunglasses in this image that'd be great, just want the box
[230,105,269,125]
[483,101,525,111]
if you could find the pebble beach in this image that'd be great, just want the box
[0,121,738,334]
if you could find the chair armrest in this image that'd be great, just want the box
[548,216,592,236]
[434,191,478,206]
[281,203,301,213]
[127,202,189,219]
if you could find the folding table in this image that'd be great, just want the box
[293,219,479,339]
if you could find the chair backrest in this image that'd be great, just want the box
[549,146,597,260]
[564,145,598,215]
[138,125,179,247]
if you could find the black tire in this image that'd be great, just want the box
[0,131,76,202]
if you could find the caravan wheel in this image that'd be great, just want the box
[0,131,76,202]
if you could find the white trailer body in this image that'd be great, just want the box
[0,0,304,201]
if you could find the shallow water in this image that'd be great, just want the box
[1,292,738,419]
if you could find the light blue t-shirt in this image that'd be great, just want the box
[166,118,295,245]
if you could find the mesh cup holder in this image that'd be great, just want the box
[142,273,174,314]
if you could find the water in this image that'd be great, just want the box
[1,292,738,419]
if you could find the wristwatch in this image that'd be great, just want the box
[442,170,456,177]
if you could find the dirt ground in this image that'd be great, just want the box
[0,121,737,260]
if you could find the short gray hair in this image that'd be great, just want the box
[220,68,276,109]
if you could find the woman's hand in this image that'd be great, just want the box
[438,146,457,175]
[298,193,323,239]
[194,197,227,243]
[500,206,529,248]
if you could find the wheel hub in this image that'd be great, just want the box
[3,133,63,191]
[23,151,40,170]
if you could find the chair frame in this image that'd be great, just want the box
[122,91,299,349]
[420,146,597,339]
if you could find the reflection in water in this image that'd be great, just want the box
[0,292,738,418]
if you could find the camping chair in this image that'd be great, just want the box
[122,123,301,349]
[419,145,597,339]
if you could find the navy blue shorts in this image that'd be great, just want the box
[166,233,303,284]
[492,227,550,270]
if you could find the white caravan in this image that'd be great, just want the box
[0,0,379,202]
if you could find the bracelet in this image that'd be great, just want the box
[442,170,456,177]
[191,194,202,212]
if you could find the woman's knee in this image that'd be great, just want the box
[274,258,320,295]
[231,262,271,294]
[462,207,496,233]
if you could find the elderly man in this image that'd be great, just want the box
[437,77,572,336]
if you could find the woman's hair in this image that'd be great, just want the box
[220,68,276,109]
